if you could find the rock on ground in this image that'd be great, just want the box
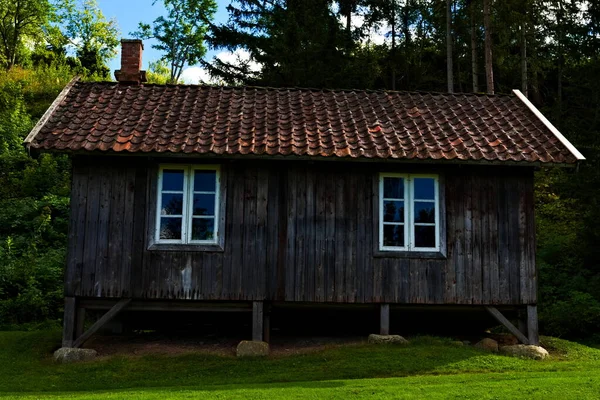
[500,344,549,360]
[474,338,499,352]
[53,347,98,363]
[236,341,269,357]
[367,334,409,344]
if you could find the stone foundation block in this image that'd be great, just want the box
[53,347,97,363]
[236,340,269,357]
[368,334,409,344]
[474,338,499,352]
[500,345,549,360]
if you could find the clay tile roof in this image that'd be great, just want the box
[25,78,585,165]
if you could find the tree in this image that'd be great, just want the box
[483,0,493,94]
[57,0,119,77]
[446,0,453,93]
[0,0,52,70]
[133,0,217,84]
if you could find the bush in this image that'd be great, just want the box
[540,291,600,338]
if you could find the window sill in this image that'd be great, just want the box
[148,243,224,253]
[373,250,446,259]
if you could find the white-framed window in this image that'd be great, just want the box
[156,164,220,244]
[379,173,440,252]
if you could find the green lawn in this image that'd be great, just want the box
[1,330,599,399]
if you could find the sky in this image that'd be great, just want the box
[98,0,231,83]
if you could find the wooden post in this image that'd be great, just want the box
[62,297,76,347]
[380,304,390,335]
[75,306,86,339]
[262,303,271,343]
[527,305,539,345]
[252,301,264,342]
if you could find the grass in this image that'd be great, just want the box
[1,329,599,399]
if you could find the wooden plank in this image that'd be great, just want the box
[81,169,100,297]
[314,170,327,302]
[231,167,246,300]
[526,172,538,304]
[380,303,390,335]
[305,168,316,302]
[94,168,111,297]
[518,176,530,304]
[252,301,264,342]
[508,176,521,304]
[497,178,510,304]
[294,169,306,302]
[454,174,466,304]
[325,172,336,302]
[266,168,280,300]
[242,167,258,300]
[129,165,146,298]
[334,171,346,302]
[443,174,456,303]
[275,168,288,301]
[284,168,297,301]
[67,164,89,297]
[73,299,131,348]
[355,171,367,303]
[107,168,125,297]
[464,174,474,304]
[62,297,76,347]
[485,306,529,345]
[489,176,500,303]
[481,176,491,304]
[346,172,357,303]
[527,305,539,345]
[471,175,483,304]
[256,168,269,300]
[222,164,237,300]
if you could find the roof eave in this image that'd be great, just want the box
[513,89,585,162]
[23,76,81,151]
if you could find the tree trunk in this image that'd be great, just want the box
[446,0,453,93]
[483,0,494,94]
[391,0,396,90]
[403,1,411,90]
[520,21,527,96]
[470,0,479,92]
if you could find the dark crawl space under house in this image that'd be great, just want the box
[24,40,585,351]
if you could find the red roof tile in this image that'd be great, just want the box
[25,80,583,164]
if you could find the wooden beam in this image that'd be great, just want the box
[527,305,539,345]
[252,301,264,342]
[72,299,131,348]
[380,304,390,335]
[485,306,529,345]
[62,297,76,347]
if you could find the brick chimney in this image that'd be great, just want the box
[114,39,147,84]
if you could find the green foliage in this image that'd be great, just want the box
[133,0,217,83]
[56,0,120,78]
[146,60,177,84]
[0,0,53,70]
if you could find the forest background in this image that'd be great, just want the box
[0,0,598,340]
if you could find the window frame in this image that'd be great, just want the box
[154,164,221,246]
[378,173,441,253]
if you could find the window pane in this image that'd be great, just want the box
[161,193,183,215]
[193,194,215,216]
[384,200,404,222]
[413,178,435,200]
[191,218,215,241]
[160,217,182,240]
[414,202,435,223]
[414,226,436,248]
[383,177,403,199]
[162,169,184,191]
[383,224,404,247]
[194,170,216,192]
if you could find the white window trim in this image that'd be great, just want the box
[155,164,221,245]
[379,173,440,252]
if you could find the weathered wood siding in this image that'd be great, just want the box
[66,157,537,305]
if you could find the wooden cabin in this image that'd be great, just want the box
[25,40,584,350]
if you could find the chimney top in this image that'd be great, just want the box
[115,39,147,84]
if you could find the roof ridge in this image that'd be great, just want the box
[74,80,516,97]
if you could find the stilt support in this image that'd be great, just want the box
[252,301,264,342]
[527,305,539,345]
[72,299,131,348]
[62,297,76,347]
[380,304,390,335]
[485,306,530,344]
